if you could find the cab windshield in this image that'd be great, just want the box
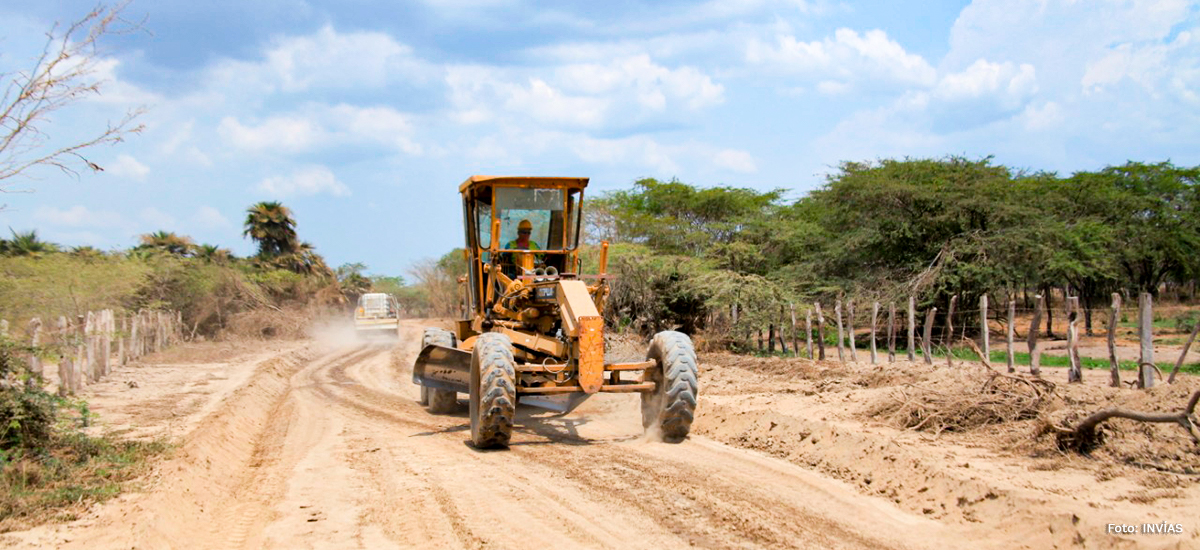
[486,187,580,251]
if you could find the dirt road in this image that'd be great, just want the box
[6,320,1012,550]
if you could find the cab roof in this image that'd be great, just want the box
[458,175,589,194]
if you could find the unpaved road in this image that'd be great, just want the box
[7,322,1063,549]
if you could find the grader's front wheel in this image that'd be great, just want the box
[642,331,699,443]
[421,328,459,412]
[470,333,517,448]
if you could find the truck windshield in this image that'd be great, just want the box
[494,187,579,250]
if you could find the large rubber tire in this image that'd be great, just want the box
[469,333,517,448]
[421,328,458,413]
[642,331,699,443]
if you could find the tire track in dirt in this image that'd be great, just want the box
[5,322,986,550]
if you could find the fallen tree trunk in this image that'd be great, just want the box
[1055,390,1200,454]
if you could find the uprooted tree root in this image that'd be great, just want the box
[1053,390,1200,454]
[871,371,1055,434]
[869,338,1056,434]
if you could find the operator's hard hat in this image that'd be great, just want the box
[518,219,533,231]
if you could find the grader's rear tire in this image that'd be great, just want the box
[470,333,516,448]
[642,331,699,443]
[421,328,459,413]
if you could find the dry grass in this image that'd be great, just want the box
[866,369,1055,434]
[0,432,167,532]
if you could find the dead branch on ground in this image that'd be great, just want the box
[1054,390,1200,454]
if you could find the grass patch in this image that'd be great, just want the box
[748,343,1200,375]
[927,347,1200,375]
[0,431,168,532]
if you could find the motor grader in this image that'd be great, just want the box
[412,175,699,448]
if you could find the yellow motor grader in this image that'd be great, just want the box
[412,175,699,448]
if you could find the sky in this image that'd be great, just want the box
[0,0,1197,276]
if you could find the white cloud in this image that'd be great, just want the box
[747,28,936,88]
[936,59,1037,105]
[713,149,758,173]
[258,165,350,197]
[191,206,231,230]
[33,206,127,228]
[218,115,324,153]
[140,207,177,229]
[106,154,150,180]
[446,55,723,129]
[217,104,422,156]
[208,25,426,95]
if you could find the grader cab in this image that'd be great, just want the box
[412,176,699,448]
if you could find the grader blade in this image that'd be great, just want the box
[519,393,591,414]
[412,344,471,394]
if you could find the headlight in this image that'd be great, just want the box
[535,286,556,301]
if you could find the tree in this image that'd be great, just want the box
[336,262,372,302]
[243,201,298,258]
[1069,162,1200,295]
[193,243,234,264]
[0,4,144,187]
[136,230,194,256]
[0,229,59,256]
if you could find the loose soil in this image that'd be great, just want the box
[3,321,1197,549]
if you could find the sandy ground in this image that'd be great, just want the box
[3,320,1197,549]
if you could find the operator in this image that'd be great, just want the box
[505,219,542,252]
[500,219,543,277]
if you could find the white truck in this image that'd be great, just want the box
[354,293,401,336]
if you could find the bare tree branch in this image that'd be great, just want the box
[0,2,145,186]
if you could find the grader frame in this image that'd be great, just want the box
[412,176,699,448]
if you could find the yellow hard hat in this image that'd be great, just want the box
[518,219,533,231]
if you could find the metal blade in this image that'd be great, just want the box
[412,344,471,394]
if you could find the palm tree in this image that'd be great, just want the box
[262,241,330,277]
[69,245,105,259]
[1,229,60,257]
[194,243,234,263]
[138,231,194,256]
[244,201,298,258]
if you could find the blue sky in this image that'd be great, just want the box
[1,0,1197,277]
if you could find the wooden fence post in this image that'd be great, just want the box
[132,312,141,361]
[805,308,814,360]
[1107,293,1121,387]
[945,296,957,367]
[1138,292,1154,389]
[870,302,879,365]
[101,310,112,377]
[56,316,73,396]
[922,307,937,365]
[815,302,826,361]
[1067,297,1082,383]
[835,300,845,362]
[790,303,798,357]
[28,318,43,377]
[847,300,858,362]
[1028,295,1044,376]
[887,303,896,363]
[1169,310,1199,384]
[907,296,916,361]
[85,312,97,382]
[118,314,126,367]
[980,295,990,361]
[74,315,85,389]
[1006,299,1016,373]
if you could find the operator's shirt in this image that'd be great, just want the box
[504,240,541,250]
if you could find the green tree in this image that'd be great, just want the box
[243,201,298,258]
[1068,161,1200,295]
[137,231,194,256]
[194,244,234,264]
[0,229,60,257]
